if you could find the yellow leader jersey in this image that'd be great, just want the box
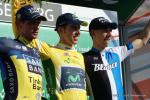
[0,37,43,100]
[42,44,87,100]
[11,1,87,99]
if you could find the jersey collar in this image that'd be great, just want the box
[17,36,35,48]
[56,43,75,50]
[91,47,100,55]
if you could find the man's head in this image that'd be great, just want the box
[15,5,47,41]
[89,17,117,49]
[55,13,88,46]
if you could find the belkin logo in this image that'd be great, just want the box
[92,62,117,71]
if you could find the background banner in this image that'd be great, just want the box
[0,1,119,99]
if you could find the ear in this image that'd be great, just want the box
[91,30,95,37]
[15,20,24,34]
[58,27,65,34]
[15,20,19,27]
[15,20,20,30]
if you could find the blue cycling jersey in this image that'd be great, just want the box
[83,43,134,100]
[0,37,43,100]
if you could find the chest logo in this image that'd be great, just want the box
[92,62,117,71]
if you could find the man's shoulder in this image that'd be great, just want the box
[0,37,14,42]
[83,49,99,56]
[0,37,18,52]
[0,37,17,46]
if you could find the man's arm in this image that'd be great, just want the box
[132,20,150,50]
[85,72,94,100]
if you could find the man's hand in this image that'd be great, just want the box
[132,19,150,50]
[141,19,150,45]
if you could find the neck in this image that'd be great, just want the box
[16,36,35,48]
[93,43,104,52]
[59,39,74,47]
[17,36,31,43]
[56,42,74,50]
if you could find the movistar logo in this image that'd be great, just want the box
[68,75,80,82]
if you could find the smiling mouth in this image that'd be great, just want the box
[104,38,110,41]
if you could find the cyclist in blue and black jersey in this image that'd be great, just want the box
[83,17,150,100]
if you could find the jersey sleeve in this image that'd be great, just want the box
[108,42,134,61]
[28,39,51,60]
[0,37,12,53]
[38,42,52,60]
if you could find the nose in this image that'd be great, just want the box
[108,32,111,37]
[77,30,80,35]
[75,30,80,36]
[34,22,40,29]
[73,30,80,37]
[107,29,112,36]
[105,31,112,39]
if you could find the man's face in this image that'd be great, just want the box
[92,28,112,48]
[17,20,41,41]
[59,24,80,46]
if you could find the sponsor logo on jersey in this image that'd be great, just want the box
[64,52,71,56]
[23,54,40,66]
[22,46,28,51]
[23,54,42,75]
[5,62,15,93]
[68,74,81,83]
[35,93,41,100]
[64,57,83,66]
[93,62,117,71]
[29,76,42,91]
[15,45,22,50]
[27,64,42,75]
[64,58,71,64]
[60,67,85,90]
[93,57,99,60]
[15,45,28,51]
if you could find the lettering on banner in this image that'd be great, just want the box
[0,1,62,27]
[0,2,11,22]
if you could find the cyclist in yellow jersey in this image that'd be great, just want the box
[42,13,90,100]
[11,1,92,99]
[0,5,47,100]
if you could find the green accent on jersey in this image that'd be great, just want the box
[42,59,58,100]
